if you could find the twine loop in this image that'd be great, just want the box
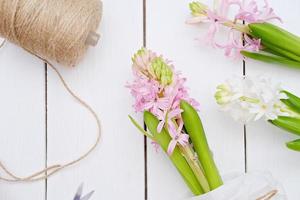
[0,40,101,182]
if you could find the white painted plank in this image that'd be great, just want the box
[147,1,245,199]
[246,0,300,199]
[46,0,144,199]
[0,42,45,199]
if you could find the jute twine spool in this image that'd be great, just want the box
[0,0,103,182]
[0,0,103,66]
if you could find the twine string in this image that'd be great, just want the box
[256,190,278,200]
[0,39,5,48]
[0,40,101,182]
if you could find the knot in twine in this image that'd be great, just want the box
[0,0,102,66]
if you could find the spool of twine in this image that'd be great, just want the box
[0,0,103,66]
[0,0,103,182]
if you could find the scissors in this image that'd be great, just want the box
[73,183,94,200]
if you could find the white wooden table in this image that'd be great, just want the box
[0,0,299,199]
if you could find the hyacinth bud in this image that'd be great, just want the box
[214,84,232,105]
[189,1,208,16]
[150,57,173,86]
[131,48,157,75]
[132,48,146,63]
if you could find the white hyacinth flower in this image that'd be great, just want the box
[215,75,291,123]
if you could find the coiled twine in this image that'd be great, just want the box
[0,0,102,66]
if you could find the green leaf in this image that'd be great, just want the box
[180,101,223,190]
[262,41,300,62]
[241,51,300,68]
[144,111,204,195]
[286,139,300,151]
[271,116,300,136]
[249,23,300,57]
[128,115,154,139]
[281,91,300,114]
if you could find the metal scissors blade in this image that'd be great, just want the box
[73,183,94,200]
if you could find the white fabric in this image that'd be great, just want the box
[188,171,287,200]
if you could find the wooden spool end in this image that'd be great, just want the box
[86,31,100,46]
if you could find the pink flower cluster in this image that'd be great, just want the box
[187,0,281,58]
[127,48,199,155]
[234,0,281,23]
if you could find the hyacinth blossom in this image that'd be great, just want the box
[128,48,223,195]
[215,76,300,151]
[187,0,300,68]
[128,48,199,155]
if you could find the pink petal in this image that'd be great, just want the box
[157,97,171,110]
[204,23,219,47]
[143,101,154,110]
[177,119,184,132]
[168,108,183,118]
[168,123,177,138]
[151,141,160,153]
[157,121,165,133]
[178,134,190,146]
[155,109,165,120]
[167,140,177,155]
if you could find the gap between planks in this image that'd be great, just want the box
[143,0,148,199]
[242,23,248,173]
[44,63,48,200]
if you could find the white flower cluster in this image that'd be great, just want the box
[215,76,290,123]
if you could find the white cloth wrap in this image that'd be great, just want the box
[188,171,287,200]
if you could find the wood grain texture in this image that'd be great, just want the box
[146,0,244,199]
[46,0,144,199]
[0,43,45,199]
[247,0,300,199]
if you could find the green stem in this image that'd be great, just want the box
[179,145,210,193]
[222,21,250,34]
[170,119,210,193]
[239,96,260,104]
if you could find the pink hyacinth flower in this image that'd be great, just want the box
[201,10,228,47]
[217,31,244,58]
[167,120,189,155]
[235,0,281,23]
[151,141,160,153]
[156,108,183,133]
[144,96,171,114]
[243,34,261,52]
[217,30,261,58]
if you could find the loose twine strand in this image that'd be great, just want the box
[0,40,101,182]
[256,189,278,200]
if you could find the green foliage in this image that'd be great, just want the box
[180,101,223,190]
[144,111,204,195]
